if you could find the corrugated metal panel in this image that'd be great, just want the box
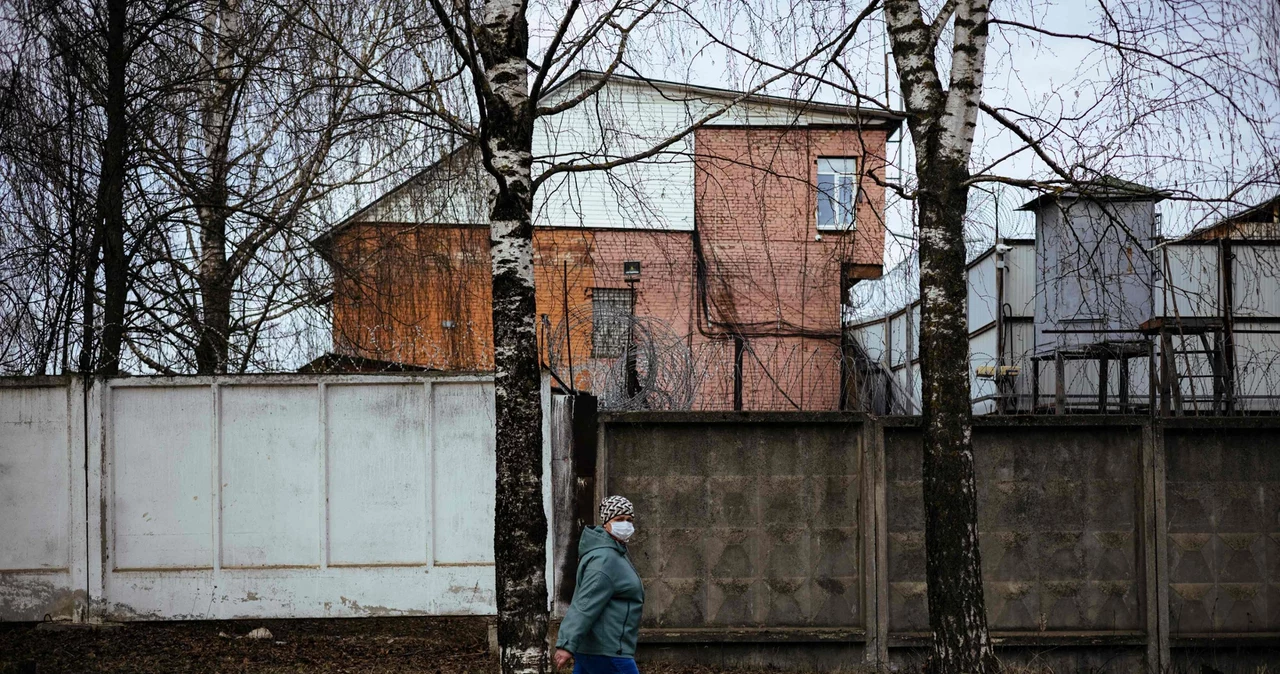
[1004,243,1037,318]
[1007,321,1035,366]
[1063,359,1100,409]
[1035,200,1157,351]
[1006,321,1036,403]
[1232,321,1280,411]
[1165,334,1217,412]
[0,379,87,621]
[909,305,921,362]
[890,313,907,367]
[967,254,997,331]
[1232,245,1280,318]
[1158,244,1219,317]
[910,364,921,413]
[853,322,887,363]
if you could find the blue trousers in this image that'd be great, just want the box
[572,653,640,674]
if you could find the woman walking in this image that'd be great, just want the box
[553,495,644,674]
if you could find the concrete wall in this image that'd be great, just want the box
[0,378,89,622]
[602,414,869,633]
[0,373,554,622]
[597,412,1280,669]
[1164,422,1280,636]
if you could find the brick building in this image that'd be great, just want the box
[314,72,903,410]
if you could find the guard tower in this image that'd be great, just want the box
[1023,178,1165,413]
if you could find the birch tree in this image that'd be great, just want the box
[877,1,1278,670]
[373,1,887,669]
[883,1,999,670]
[722,0,1277,669]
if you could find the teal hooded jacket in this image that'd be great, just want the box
[555,525,645,658]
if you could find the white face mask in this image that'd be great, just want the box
[609,520,635,542]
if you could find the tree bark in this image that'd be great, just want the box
[95,0,130,376]
[194,0,238,374]
[884,0,997,671]
[473,1,549,672]
[916,160,997,674]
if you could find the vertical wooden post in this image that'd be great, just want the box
[1159,331,1173,417]
[1032,359,1040,413]
[1221,238,1236,414]
[1148,340,1158,415]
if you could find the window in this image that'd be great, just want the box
[591,287,633,358]
[817,157,858,229]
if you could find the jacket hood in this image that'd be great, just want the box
[578,525,626,557]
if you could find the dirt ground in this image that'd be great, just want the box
[0,617,790,674]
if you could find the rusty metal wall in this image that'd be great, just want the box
[0,373,554,622]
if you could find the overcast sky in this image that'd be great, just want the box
[532,0,1279,270]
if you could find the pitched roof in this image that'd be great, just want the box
[311,143,477,252]
[1179,193,1280,240]
[1016,176,1168,211]
[552,70,906,127]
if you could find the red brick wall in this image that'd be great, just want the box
[690,126,888,409]
[329,124,888,410]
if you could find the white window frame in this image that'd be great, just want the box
[816,157,859,231]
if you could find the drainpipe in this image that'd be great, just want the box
[733,335,744,411]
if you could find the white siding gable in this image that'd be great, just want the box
[346,74,896,232]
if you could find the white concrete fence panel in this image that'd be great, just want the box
[0,379,89,621]
[0,373,552,622]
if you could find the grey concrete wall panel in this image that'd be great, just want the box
[601,416,864,630]
[1165,427,1280,635]
[885,424,1145,634]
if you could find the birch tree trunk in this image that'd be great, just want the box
[194,0,239,374]
[884,0,998,671]
[472,1,549,672]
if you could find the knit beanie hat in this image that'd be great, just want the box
[599,495,634,524]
